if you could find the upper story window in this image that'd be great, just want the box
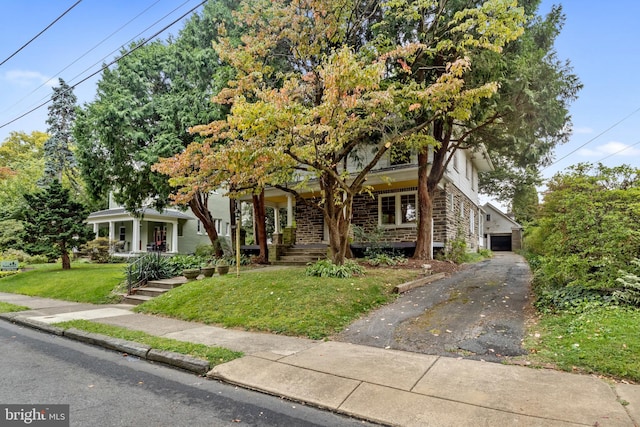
[379,192,417,226]
[452,151,459,171]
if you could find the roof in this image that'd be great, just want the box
[482,203,521,228]
[88,206,192,220]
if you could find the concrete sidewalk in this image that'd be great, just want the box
[1,292,638,426]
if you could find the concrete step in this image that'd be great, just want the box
[121,294,153,305]
[134,287,169,297]
[147,277,186,289]
[271,260,312,266]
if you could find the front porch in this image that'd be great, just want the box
[87,207,192,255]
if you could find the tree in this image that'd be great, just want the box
[529,163,640,291]
[21,180,94,269]
[42,78,80,188]
[374,0,579,259]
[0,131,47,220]
[168,0,526,264]
[511,182,539,225]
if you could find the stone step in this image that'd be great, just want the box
[271,260,312,266]
[134,287,169,297]
[147,277,187,289]
[278,255,325,263]
[121,294,153,305]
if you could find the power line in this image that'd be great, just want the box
[0,0,206,131]
[543,105,640,171]
[595,139,640,163]
[0,0,179,117]
[0,0,83,68]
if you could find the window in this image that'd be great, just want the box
[196,220,202,234]
[486,214,491,221]
[118,226,125,241]
[214,218,222,234]
[465,159,471,180]
[469,209,475,234]
[452,151,459,171]
[379,192,417,226]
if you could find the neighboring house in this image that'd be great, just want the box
[482,203,523,251]
[252,146,493,259]
[87,193,231,255]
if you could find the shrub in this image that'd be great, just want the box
[126,253,174,287]
[613,259,640,307]
[166,254,205,275]
[365,253,407,267]
[0,249,31,263]
[83,238,112,263]
[305,259,365,278]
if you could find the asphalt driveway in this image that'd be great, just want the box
[335,252,533,362]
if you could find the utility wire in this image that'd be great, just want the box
[0,0,165,116]
[0,0,83,68]
[1,0,194,118]
[0,0,206,131]
[543,105,640,171]
[595,139,640,163]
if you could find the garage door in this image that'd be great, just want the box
[490,235,512,251]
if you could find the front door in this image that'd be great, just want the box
[153,225,167,252]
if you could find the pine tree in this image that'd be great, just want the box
[42,78,79,187]
[22,180,94,269]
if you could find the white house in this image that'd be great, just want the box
[87,193,231,255]
[482,203,523,251]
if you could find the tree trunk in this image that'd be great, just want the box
[60,242,71,270]
[188,191,222,257]
[252,191,269,264]
[413,149,433,260]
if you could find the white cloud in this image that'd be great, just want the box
[578,141,640,157]
[3,70,56,87]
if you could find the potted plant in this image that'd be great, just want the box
[216,258,230,275]
[201,263,216,278]
[182,268,200,281]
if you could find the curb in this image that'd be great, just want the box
[0,314,210,375]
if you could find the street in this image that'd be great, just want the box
[0,321,374,427]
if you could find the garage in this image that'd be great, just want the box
[490,235,512,251]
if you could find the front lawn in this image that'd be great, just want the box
[523,305,640,382]
[136,267,421,339]
[0,263,124,304]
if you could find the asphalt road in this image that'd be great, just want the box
[336,252,532,362]
[0,321,376,427]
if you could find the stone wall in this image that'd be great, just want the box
[295,202,324,244]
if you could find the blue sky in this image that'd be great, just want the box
[1,1,639,188]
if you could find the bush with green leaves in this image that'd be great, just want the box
[365,252,407,267]
[525,164,640,311]
[83,238,112,263]
[126,252,175,288]
[305,259,365,278]
[613,259,640,307]
[166,254,205,275]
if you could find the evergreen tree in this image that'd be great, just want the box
[21,180,94,269]
[42,78,79,188]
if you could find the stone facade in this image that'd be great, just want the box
[292,184,481,254]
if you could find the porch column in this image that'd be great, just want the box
[170,220,178,253]
[108,221,115,242]
[93,223,99,239]
[274,206,281,234]
[132,218,140,252]
[286,194,293,227]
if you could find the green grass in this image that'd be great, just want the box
[54,319,243,367]
[523,305,640,382]
[0,301,29,312]
[0,263,124,304]
[136,267,420,339]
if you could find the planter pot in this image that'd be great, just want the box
[216,265,230,275]
[201,266,215,278]
[182,268,200,281]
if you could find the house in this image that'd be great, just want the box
[251,146,493,260]
[482,203,523,251]
[87,193,231,255]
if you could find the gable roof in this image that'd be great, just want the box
[482,203,521,228]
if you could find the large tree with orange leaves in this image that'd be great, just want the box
[156,0,526,265]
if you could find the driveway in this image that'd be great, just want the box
[335,252,533,362]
